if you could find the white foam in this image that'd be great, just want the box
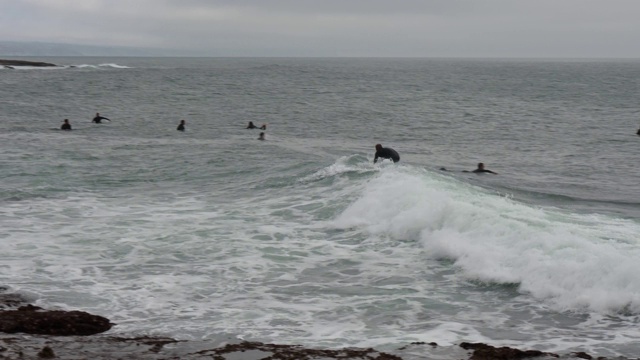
[70,63,131,69]
[97,63,131,69]
[333,166,640,314]
[300,155,374,183]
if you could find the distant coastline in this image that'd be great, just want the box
[0,40,202,57]
[0,59,57,67]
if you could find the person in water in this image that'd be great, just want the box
[373,144,400,163]
[92,113,110,123]
[177,119,185,131]
[61,119,71,130]
[247,121,267,130]
[258,132,266,140]
[637,128,640,136]
[467,162,497,174]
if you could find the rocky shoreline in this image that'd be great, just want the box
[0,59,57,68]
[1,289,630,360]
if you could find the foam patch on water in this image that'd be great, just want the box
[71,63,132,69]
[299,155,376,183]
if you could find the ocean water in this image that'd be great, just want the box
[1,57,640,358]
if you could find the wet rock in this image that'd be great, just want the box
[460,342,557,359]
[572,352,592,359]
[194,341,404,359]
[0,306,113,336]
[0,335,627,360]
[111,336,180,354]
[397,341,438,351]
[0,293,29,309]
[37,345,55,358]
[0,286,29,310]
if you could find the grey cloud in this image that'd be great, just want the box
[1,0,639,57]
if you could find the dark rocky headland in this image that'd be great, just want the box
[1,289,631,360]
[0,59,57,68]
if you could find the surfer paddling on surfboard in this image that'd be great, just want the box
[463,162,497,174]
[373,144,400,163]
[246,121,267,130]
[92,113,110,124]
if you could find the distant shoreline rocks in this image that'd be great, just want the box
[0,59,57,68]
[0,289,112,336]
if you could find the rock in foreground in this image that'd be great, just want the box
[0,289,625,359]
[0,335,619,360]
[0,305,113,336]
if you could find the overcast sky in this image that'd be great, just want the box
[1,0,639,57]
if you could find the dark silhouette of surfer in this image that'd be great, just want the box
[258,132,265,140]
[373,144,400,163]
[92,113,110,123]
[247,121,266,130]
[61,119,71,130]
[463,163,497,174]
[177,120,185,131]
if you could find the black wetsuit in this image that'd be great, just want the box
[247,123,258,129]
[61,123,71,130]
[177,123,185,131]
[374,147,400,163]
[92,116,110,123]
[472,168,497,174]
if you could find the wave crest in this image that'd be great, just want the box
[333,166,640,315]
